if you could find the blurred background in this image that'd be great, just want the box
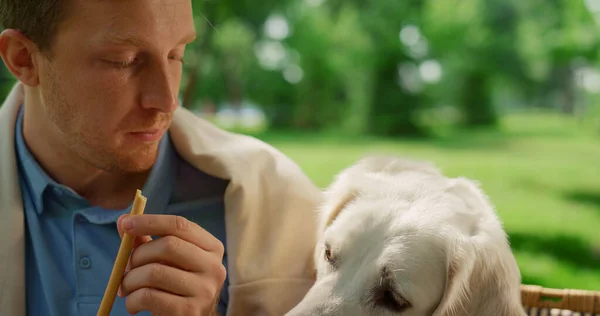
[2,0,599,291]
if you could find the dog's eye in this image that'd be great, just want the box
[372,285,411,313]
[325,248,333,262]
[324,244,337,265]
[380,289,410,312]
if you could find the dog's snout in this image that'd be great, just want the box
[285,311,314,316]
[286,305,335,316]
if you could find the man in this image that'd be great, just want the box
[0,0,322,315]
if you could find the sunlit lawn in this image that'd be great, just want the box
[249,112,600,291]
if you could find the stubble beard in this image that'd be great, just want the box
[41,69,159,175]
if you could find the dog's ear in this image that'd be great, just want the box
[432,178,525,316]
[322,188,357,229]
[431,237,475,316]
[317,174,359,233]
[432,242,525,316]
[316,160,370,232]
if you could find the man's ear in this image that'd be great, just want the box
[0,29,41,87]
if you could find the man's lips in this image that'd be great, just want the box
[127,128,165,142]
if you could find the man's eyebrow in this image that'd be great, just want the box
[103,35,148,47]
[102,32,197,47]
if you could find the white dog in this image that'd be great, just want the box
[286,156,526,316]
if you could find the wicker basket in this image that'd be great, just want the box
[521,284,600,315]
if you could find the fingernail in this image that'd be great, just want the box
[122,217,134,230]
[117,287,123,297]
[117,214,128,226]
[125,258,131,273]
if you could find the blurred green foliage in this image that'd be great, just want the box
[178,0,600,136]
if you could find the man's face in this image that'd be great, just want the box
[35,0,195,173]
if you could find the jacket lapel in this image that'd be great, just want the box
[0,83,26,316]
[169,108,322,315]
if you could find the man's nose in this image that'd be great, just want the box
[139,62,179,113]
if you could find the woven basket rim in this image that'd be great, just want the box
[521,284,600,313]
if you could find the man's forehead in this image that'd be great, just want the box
[66,0,195,40]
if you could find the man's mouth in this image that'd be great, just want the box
[127,128,165,142]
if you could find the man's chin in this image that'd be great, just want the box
[99,145,159,174]
[118,159,156,174]
[122,152,159,173]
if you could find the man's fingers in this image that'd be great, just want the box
[120,263,201,297]
[125,287,189,315]
[121,214,224,254]
[115,216,225,315]
[116,214,151,298]
[117,214,129,238]
[129,236,223,274]
[125,286,217,316]
[117,215,151,247]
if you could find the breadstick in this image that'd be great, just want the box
[97,189,147,316]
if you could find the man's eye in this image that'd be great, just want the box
[111,61,134,69]
[169,55,185,64]
[105,59,136,69]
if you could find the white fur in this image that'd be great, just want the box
[286,156,526,316]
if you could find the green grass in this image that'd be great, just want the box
[249,112,600,291]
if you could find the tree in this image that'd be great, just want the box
[423,0,530,128]
[182,0,295,109]
[325,0,429,136]
[515,0,600,114]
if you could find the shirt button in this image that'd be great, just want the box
[79,256,92,269]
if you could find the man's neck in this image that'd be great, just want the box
[21,94,149,210]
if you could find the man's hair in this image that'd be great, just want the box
[0,0,69,52]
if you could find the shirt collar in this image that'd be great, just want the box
[15,105,55,214]
[14,105,176,216]
[139,131,177,216]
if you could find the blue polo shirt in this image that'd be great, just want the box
[14,106,230,315]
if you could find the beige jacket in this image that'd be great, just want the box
[0,83,322,316]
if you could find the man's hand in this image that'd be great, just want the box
[116,214,226,316]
